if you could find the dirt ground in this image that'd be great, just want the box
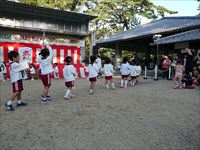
[0,77,200,150]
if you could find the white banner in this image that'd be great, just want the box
[18,47,32,63]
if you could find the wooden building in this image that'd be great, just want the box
[0,0,96,78]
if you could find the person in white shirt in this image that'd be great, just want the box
[129,59,138,86]
[37,44,54,103]
[135,62,142,84]
[63,56,77,100]
[29,63,36,80]
[96,54,103,78]
[103,57,116,90]
[86,55,99,95]
[120,57,130,88]
[54,63,59,79]
[5,51,28,111]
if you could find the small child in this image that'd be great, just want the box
[29,63,36,80]
[5,51,28,111]
[63,56,77,100]
[54,63,59,79]
[96,54,103,78]
[173,60,184,89]
[129,59,138,86]
[86,55,99,95]
[37,45,54,103]
[103,57,116,90]
[120,57,130,88]
[135,61,142,84]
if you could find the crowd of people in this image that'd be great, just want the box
[162,48,200,89]
[4,44,142,111]
[2,45,200,111]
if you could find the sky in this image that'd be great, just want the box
[141,0,200,24]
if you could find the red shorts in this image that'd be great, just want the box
[12,79,23,93]
[131,76,137,80]
[41,73,51,86]
[89,77,97,82]
[105,76,113,80]
[65,81,74,88]
[121,75,129,79]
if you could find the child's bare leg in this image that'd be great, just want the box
[110,79,115,89]
[92,82,96,90]
[44,86,49,97]
[10,91,20,101]
[105,80,109,89]
[17,92,21,100]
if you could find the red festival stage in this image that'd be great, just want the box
[0,42,86,78]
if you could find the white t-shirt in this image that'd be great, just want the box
[135,65,142,76]
[37,45,54,75]
[30,67,35,74]
[63,64,77,82]
[86,63,99,78]
[96,58,102,69]
[120,63,130,75]
[129,65,137,76]
[54,66,58,73]
[10,61,29,83]
[104,64,115,76]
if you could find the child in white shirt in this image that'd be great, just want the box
[86,55,99,95]
[120,57,130,88]
[54,63,59,79]
[135,62,142,84]
[37,45,54,103]
[29,63,35,80]
[5,51,28,111]
[103,57,115,89]
[63,56,77,100]
[129,59,138,86]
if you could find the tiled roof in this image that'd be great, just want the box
[96,16,200,45]
[152,28,200,45]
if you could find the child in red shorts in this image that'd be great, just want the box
[103,57,116,89]
[86,55,99,95]
[37,45,54,103]
[63,56,77,100]
[5,51,28,111]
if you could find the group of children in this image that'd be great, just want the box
[4,45,142,111]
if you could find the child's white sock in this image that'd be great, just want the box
[121,79,124,87]
[65,89,70,97]
[17,100,22,104]
[7,100,12,105]
[125,80,128,88]
[106,84,109,89]
[112,83,115,89]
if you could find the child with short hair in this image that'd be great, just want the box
[37,45,54,103]
[29,63,35,80]
[86,55,99,95]
[173,60,184,89]
[120,57,130,88]
[103,57,116,90]
[5,51,28,111]
[63,56,77,100]
[129,59,138,86]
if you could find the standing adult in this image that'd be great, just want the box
[185,48,193,75]
[162,56,170,79]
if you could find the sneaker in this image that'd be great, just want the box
[41,95,52,101]
[5,103,15,111]
[64,96,70,100]
[42,98,48,104]
[17,102,28,107]
[112,87,116,90]
[106,87,110,90]
[89,90,93,95]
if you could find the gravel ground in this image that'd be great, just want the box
[0,77,200,150]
